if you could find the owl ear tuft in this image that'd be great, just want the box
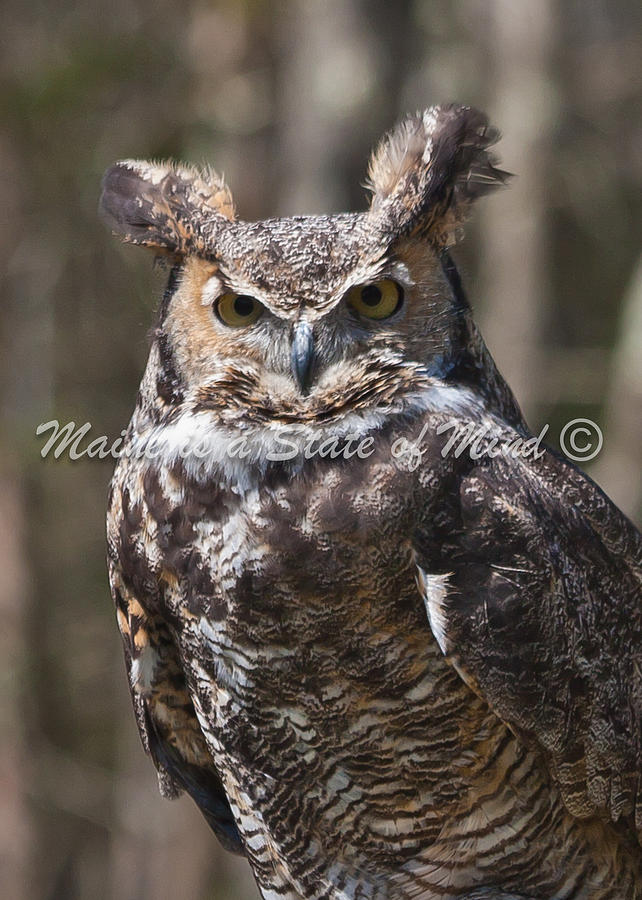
[99,160,236,256]
[367,105,510,247]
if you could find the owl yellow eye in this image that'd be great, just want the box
[215,293,263,328]
[347,279,404,320]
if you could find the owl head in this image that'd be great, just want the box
[101,105,512,460]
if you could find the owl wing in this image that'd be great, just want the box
[110,567,243,854]
[413,445,642,842]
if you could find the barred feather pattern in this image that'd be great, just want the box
[107,393,642,897]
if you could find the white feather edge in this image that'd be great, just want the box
[130,644,160,695]
[415,564,452,656]
[127,382,486,492]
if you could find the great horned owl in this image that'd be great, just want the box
[101,105,642,899]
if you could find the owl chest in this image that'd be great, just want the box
[170,471,475,781]
[180,468,421,652]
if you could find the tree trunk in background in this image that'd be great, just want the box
[0,113,38,900]
[478,0,555,424]
[0,474,33,900]
[274,0,376,216]
[591,254,642,523]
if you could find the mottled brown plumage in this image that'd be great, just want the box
[102,105,642,898]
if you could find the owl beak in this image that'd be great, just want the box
[291,321,315,394]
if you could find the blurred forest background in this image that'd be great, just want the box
[1,1,641,899]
